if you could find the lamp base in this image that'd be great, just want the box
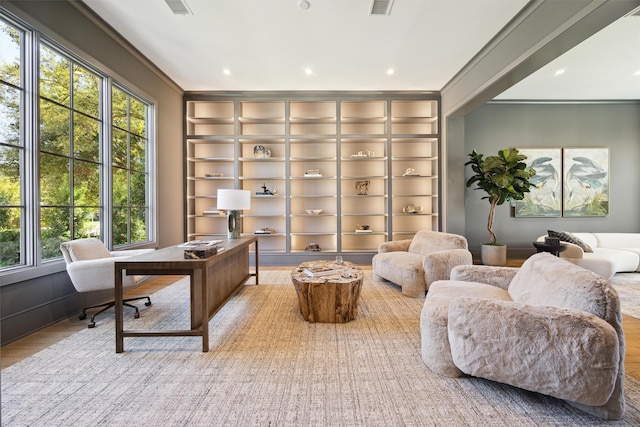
[227,210,241,239]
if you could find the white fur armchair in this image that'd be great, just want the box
[60,238,155,327]
[420,252,625,420]
[371,230,473,297]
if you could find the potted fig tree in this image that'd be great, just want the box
[465,148,536,265]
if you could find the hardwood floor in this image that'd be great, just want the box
[3,267,640,383]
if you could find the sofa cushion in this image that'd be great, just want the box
[372,252,426,297]
[508,253,614,319]
[593,233,640,249]
[61,238,111,262]
[548,230,593,252]
[420,280,511,377]
[448,297,620,406]
[586,248,640,273]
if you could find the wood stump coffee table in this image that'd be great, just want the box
[291,260,364,323]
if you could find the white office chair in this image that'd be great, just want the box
[60,238,155,328]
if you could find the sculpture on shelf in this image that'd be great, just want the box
[403,168,419,176]
[403,205,424,214]
[355,180,370,195]
[256,183,277,196]
[305,242,321,252]
[351,150,374,158]
[253,145,271,158]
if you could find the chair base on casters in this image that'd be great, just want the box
[79,296,152,328]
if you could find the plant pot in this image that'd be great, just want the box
[481,243,507,266]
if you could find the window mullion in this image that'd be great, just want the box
[25,28,39,266]
[103,78,113,249]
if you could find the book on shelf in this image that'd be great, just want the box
[303,267,339,277]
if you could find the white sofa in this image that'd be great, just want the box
[537,232,640,279]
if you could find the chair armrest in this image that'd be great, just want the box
[65,257,119,292]
[448,297,619,407]
[538,235,584,258]
[558,242,584,259]
[450,265,518,290]
[423,249,473,287]
[378,239,411,253]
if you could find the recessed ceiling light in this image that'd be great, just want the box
[386,68,395,76]
[634,70,640,76]
[298,0,310,10]
[304,67,313,76]
[223,68,231,76]
[554,69,566,76]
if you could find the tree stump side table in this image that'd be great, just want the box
[291,261,364,323]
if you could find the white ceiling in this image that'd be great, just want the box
[81,0,640,100]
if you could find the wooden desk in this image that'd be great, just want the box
[115,237,258,352]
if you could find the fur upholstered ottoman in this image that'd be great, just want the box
[420,252,625,420]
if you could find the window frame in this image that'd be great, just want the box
[0,9,157,285]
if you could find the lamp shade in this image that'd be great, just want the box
[217,189,251,210]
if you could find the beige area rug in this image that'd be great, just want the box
[4,271,640,426]
[610,273,640,319]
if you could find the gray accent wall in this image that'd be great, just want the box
[463,101,640,258]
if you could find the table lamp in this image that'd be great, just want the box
[217,189,251,239]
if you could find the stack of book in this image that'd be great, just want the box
[303,266,339,277]
[304,169,322,177]
[179,240,223,259]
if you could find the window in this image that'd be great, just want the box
[0,19,24,269]
[112,87,150,246]
[39,44,103,259]
[0,9,155,278]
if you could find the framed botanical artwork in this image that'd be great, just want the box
[514,148,562,217]
[562,147,609,217]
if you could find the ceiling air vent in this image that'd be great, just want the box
[370,0,394,16]
[165,0,193,15]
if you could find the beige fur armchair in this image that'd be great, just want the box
[420,252,625,420]
[371,230,472,297]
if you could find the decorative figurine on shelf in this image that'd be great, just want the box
[256,183,278,196]
[253,145,271,158]
[355,180,370,195]
[355,224,372,233]
[403,205,424,214]
[403,168,420,176]
[351,150,375,158]
[304,242,321,252]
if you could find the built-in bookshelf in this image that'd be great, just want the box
[184,93,440,265]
